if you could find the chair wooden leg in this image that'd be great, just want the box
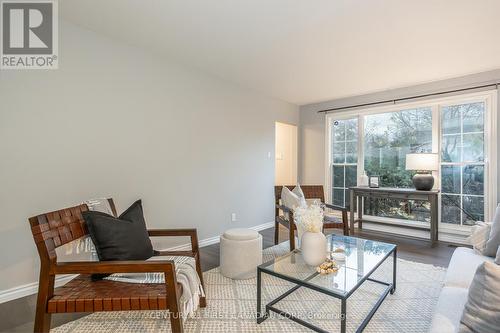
[165,269,183,333]
[168,307,183,333]
[194,251,207,308]
[288,224,295,251]
[34,311,51,333]
[342,210,349,236]
[274,220,279,245]
[170,311,184,333]
[34,271,54,333]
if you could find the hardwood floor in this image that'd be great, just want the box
[350,228,457,267]
[2,225,457,332]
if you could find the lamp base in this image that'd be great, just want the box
[412,173,434,191]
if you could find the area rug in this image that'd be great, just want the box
[53,241,446,332]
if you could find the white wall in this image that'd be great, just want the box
[299,70,500,190]
[274,122,297,185]
[0,21,298,294]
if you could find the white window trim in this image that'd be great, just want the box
[325,90,497,234]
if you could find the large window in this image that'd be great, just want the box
[363,107,433,222]
[441,102,485,226]
[331,118,358,207]
[326,91,496,231]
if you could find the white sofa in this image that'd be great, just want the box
[430,247,494,333]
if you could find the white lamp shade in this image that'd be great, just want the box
[405,153,439,171]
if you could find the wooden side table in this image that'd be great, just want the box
[349,187,440,245]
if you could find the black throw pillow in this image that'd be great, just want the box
[83,200,154,262]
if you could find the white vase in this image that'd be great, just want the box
[359,171,369,187]
[301,231,327,266]
[296,225,306,250]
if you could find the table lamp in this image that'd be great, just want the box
[405,153,438,191]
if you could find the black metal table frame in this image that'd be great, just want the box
[256,247,397,333]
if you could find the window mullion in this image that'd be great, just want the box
[357,115,365,183]
[460,107,464,226]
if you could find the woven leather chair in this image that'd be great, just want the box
[29,198,206,333]
[274,185,349,251]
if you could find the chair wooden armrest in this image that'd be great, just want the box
[154,250,196,257]
[53,260,175,275]
[324,203,349,212]
[148,228,198,237]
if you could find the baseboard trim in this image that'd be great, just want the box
[251,221,275,231]
[0,221,275,304]
[162,221,274,251]
[0,274,78,304]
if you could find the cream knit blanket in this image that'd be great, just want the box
[104,256,205,320]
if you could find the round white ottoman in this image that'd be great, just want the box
[220,228,262,279]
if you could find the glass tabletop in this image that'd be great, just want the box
[259,235,396,297]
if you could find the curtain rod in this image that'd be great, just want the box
[317,82,499,114]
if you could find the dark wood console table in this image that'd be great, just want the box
[349,187,440,245]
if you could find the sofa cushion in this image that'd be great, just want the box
[444,247,493,289]
[292,184,305,200]
[430,286,469,333]
[459,261,500,333]
[467,221,491,254]
[484,204,500,256]
[281,186,306,210]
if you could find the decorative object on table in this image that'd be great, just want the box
[405,153,439,191]
[316,258,339,275]
[359,171,369,187]
[294,204,327,265]
[330,248,346,261]
[369,176,379,188]
[293,203,323,243]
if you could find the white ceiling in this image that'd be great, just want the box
[61,0,500,105]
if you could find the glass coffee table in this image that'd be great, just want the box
[256,235,397,333]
